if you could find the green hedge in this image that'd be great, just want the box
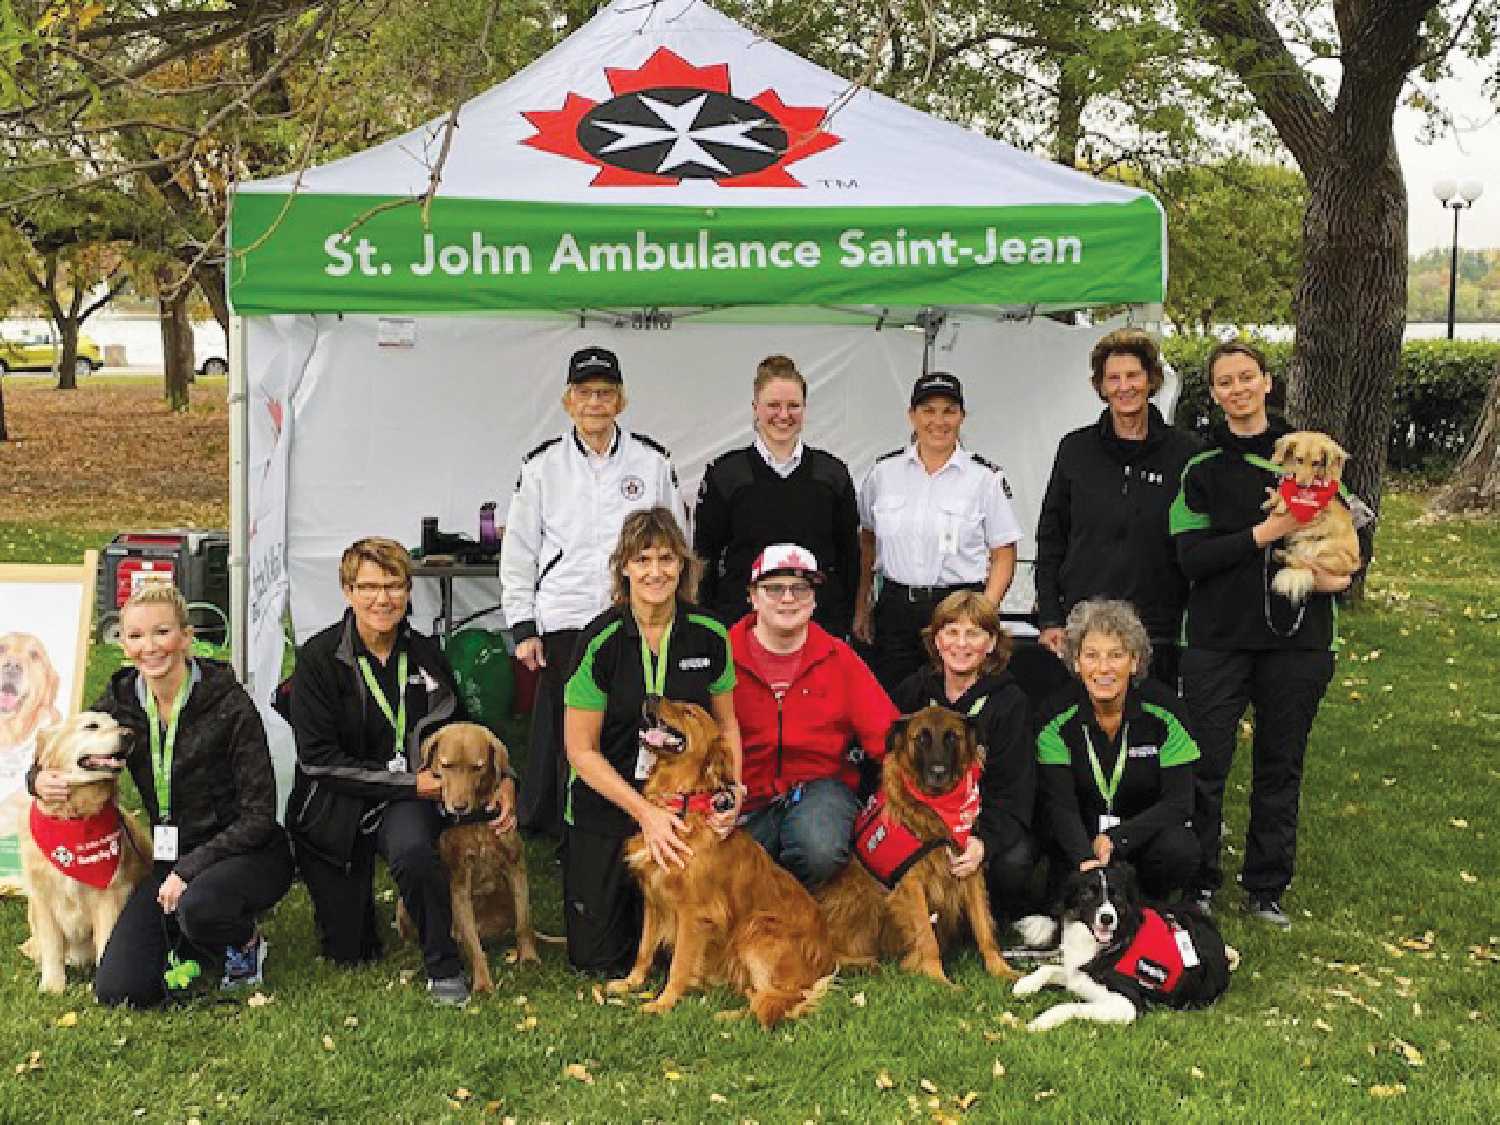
[1163,336,1500,471]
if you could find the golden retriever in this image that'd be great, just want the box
[1,632,61,750]
[397,723,539,992]
[18,712,150,993]
[609,698,835,1029]
[816,706,1017,986]
[1262,430,1362,603]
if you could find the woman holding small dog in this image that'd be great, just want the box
[562,507,742,974]
[1035,599,1201,901]
[288,537,512,1007]
[892,590,1037,922]
[1171,340,1356,928]
[731,543,898,889]
[31,584,293,1007]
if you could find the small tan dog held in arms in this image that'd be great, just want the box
[397,723,540,992]
[611,698,835,1029]
[19,712,150,993]
[816,706,1018,986]
[1262,431,1361,603]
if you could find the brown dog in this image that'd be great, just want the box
[396,723,539,992]
[18,712,150,992]
[609,698,835,1028]
[1262,430,1361,603]
[817,706,1017,986]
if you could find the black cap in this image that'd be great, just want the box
[567,346,623,385]
[910,370,964,408]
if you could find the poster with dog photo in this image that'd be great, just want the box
[0,554,98,889]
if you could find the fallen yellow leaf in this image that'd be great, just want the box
[1393,1038,1425,1067]
[55,1012,78,1028]
[920,1078,939,1094]
[591,984,605,1006]
[321,1035,335,1052]
[957,1091,979,1110]
[1189,1066,1205,1079]
[1460,871,1479,884]
[343,1016,359,1028]
[564,1063,594,1085]
[1369,1083,1407,1098]
[875,1069,895,1091]
[454,1087,472,1101]
[246,991,273,1007]
[850,991,867,1008]
[992,1060,1006,1079]
[709,1093,728,1105]
[1449,818,1470,829]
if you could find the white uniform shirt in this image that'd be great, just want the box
[858,443,1022,587]
[501,426,685,638]
[754,434,804,479]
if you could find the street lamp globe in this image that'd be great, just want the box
[1433,178,1457,203]
[1459,180,1484,204]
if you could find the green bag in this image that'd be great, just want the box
[445,628,515,735]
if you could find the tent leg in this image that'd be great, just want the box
[229,313,250,682]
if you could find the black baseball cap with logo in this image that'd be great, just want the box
[910,370,964,408]
[568,346,623,385]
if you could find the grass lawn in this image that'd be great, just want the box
[1,384,1496,1121]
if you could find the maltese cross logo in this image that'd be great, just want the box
[51,845,75,867]
[523,48,840,186]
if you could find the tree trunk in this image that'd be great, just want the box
[55,314,82,392]
[0,374,9,442]
[160,277,194,412]
[1428,360,1500,514]
[1053,62,1085,168]
[194,259,231,334]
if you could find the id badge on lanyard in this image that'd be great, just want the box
[153,825,179,862]
[146,675,191,860]
[1083,723,1128,836]
[360,651,409,771]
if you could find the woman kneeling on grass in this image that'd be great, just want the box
[561,508,742,974]
[1035,598,1201,901]
[32,584,293,1006]
[891,590,1038,925]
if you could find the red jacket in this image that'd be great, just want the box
[730,615,898,806]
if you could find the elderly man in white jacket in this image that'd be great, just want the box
[502,346,685,838]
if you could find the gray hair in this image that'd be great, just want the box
[1064,599,1152,685]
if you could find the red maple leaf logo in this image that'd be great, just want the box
[522,47,839,187]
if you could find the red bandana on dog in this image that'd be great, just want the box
[901,764,982,850]
[1278,475,1339,524]
[28,803,124,889]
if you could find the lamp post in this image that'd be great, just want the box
[1432,178,1484,340]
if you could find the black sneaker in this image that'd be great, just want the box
[1247,896,1291,930]
[427,975,471,1007]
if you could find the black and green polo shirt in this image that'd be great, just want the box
[1035,678,1199,863]
[563,601,735,837]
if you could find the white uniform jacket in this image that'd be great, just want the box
[501,427,685,641]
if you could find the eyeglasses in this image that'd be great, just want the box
[757,580,814,602]
[571,386,619,402]
[351,581,409,600]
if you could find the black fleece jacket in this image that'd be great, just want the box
[892,666,1036,848]
[1171,419,1353,651]
[694,444,861,636]
[1034,405,1202,639]
[286,611,463,868]
[98,660,283,882]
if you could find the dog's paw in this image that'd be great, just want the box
[1012,971,1046,997]
[38,974,66,995]
[1027,1006,1070,1032]
[640,996,678,1016]
[984,955,1021,982]
[605,976,640,995]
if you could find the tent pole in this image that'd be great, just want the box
[228,312,250,682]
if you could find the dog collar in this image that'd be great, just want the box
[29,802,125,889]
[654,789,737,818]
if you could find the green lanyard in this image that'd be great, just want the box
[359,650,408,749]
[1082,722,1130,813]
[640,619,674,698]
[930,695,988,718]
[145,674,192,823]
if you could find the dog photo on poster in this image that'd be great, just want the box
[0,554,98,889]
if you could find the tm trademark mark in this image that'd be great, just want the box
[817,178,859,189]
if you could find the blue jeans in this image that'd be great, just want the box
[743,778,860,888]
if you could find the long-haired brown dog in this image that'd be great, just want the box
[817,706,1017,986]
[609,698,835,1028]
[19,712,150,992]
[1262,430,1361,603]
[397,723,539,992]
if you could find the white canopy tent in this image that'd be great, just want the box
[227,0,1168,795]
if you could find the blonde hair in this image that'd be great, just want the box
[122,583,192,631]
[339,537,413,589]
[1089,328,1165,399]
[753,355,807,398]
[922,590,1011,674]
[608,507,701,606]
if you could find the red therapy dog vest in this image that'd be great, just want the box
[1109,908,1188,995]
[1278,475,1339,524]
[29,803,125,889]
[853,766,982,890]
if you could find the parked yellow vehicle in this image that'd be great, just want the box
[0,326,104,377]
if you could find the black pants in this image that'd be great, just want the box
[518,629,580,838]
[95,837,294,1008]
[562,826,640,975]
[296,800,462,979]
[871,582,981,695]
[1148,642,1183,695]
[982,821,1040,924]
[1181,647,1334,898]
